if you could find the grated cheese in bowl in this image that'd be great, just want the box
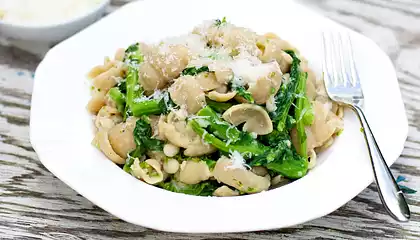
[0,0,104,26]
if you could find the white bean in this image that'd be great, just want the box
[163,143,180,157]
[163,158,180,174]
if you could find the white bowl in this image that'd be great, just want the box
[30,0,408,233]
[0,0,110,42]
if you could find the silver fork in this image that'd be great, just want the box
[322,32,410,222]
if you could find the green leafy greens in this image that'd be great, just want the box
[123,117,164,172]
[108,87,126,114]
[181,66,210,76]
[124,43,143,65]
[196,106,241,143]
[189,107,268,158]
[122,43,173,117]
[133,117,164,152]
[251,130,308,179]
[233,85,254,103]
[269,50,314,158]
[159,180,218,196]
[205,98,233,113]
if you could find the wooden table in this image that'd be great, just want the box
[1,0,419,239]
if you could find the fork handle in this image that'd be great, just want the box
[351,105,410,222]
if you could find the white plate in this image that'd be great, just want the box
[30,0,408,233]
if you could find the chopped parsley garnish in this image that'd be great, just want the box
[214,17,227,26]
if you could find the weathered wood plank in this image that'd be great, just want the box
[0,0,419,239]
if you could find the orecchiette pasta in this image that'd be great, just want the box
[308,149,317,170]
[160,109,216,156]
[138,62,166,92]
[92,64,125,92]
[213,156,270,193]
[87,91,106,114]
[222,104,273,135]
[87,18,344,197]
[88,59,115,79]
[195,72,223,91]
[213,186,239,197]
[169,75,206,114]
[108,118,137,158]
[258,37,293,73]
[247,63,282,104]
[114,48,126,62]
[207,90,237,102]
[214,67,233,84]
[149,44,190,80]
[251,166,268,177]
[270,175,290,188]
[95,106,122,131]
[179,160,211,184]
[146,151,166,163]
[92,130,125,164]
[131,159,166,185]
[291,100,343,156]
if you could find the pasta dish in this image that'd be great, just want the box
[86,18,344,197]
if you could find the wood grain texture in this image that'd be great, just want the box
[0,0,419,239]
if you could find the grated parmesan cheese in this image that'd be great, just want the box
[194,118,211,128]
[226,151,250,170]
[133,89,168,104]
[266,94,277,112]
[228,54,280,86]
[159,33,207,57]
[249,132,258,139]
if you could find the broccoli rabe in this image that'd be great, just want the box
[251,130,308,179]
[123,117,164,172]
[122,155,135,173]
[294,73,313,158]
[133,117,164,152]
[124,44,144,118]
[270,51,301,132]
[229,77,254,103]
[205,98,233,113]
[124,43,143,65]
[159,179,219,196]
[204,158,217,171]
[233,85,254,103]
[259,129,289,147]
[196,106,241,143]
[191,118,308,178]
[131,91,174,116]
[181,66,210,76]
[123,43,171,117]
[189,119,267,158]
[287,50,314,158]
[182,66,254,104]
[269,50,314,158]
[108,87,126,114]
[131,98,167,116]
[117,80,127,94]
